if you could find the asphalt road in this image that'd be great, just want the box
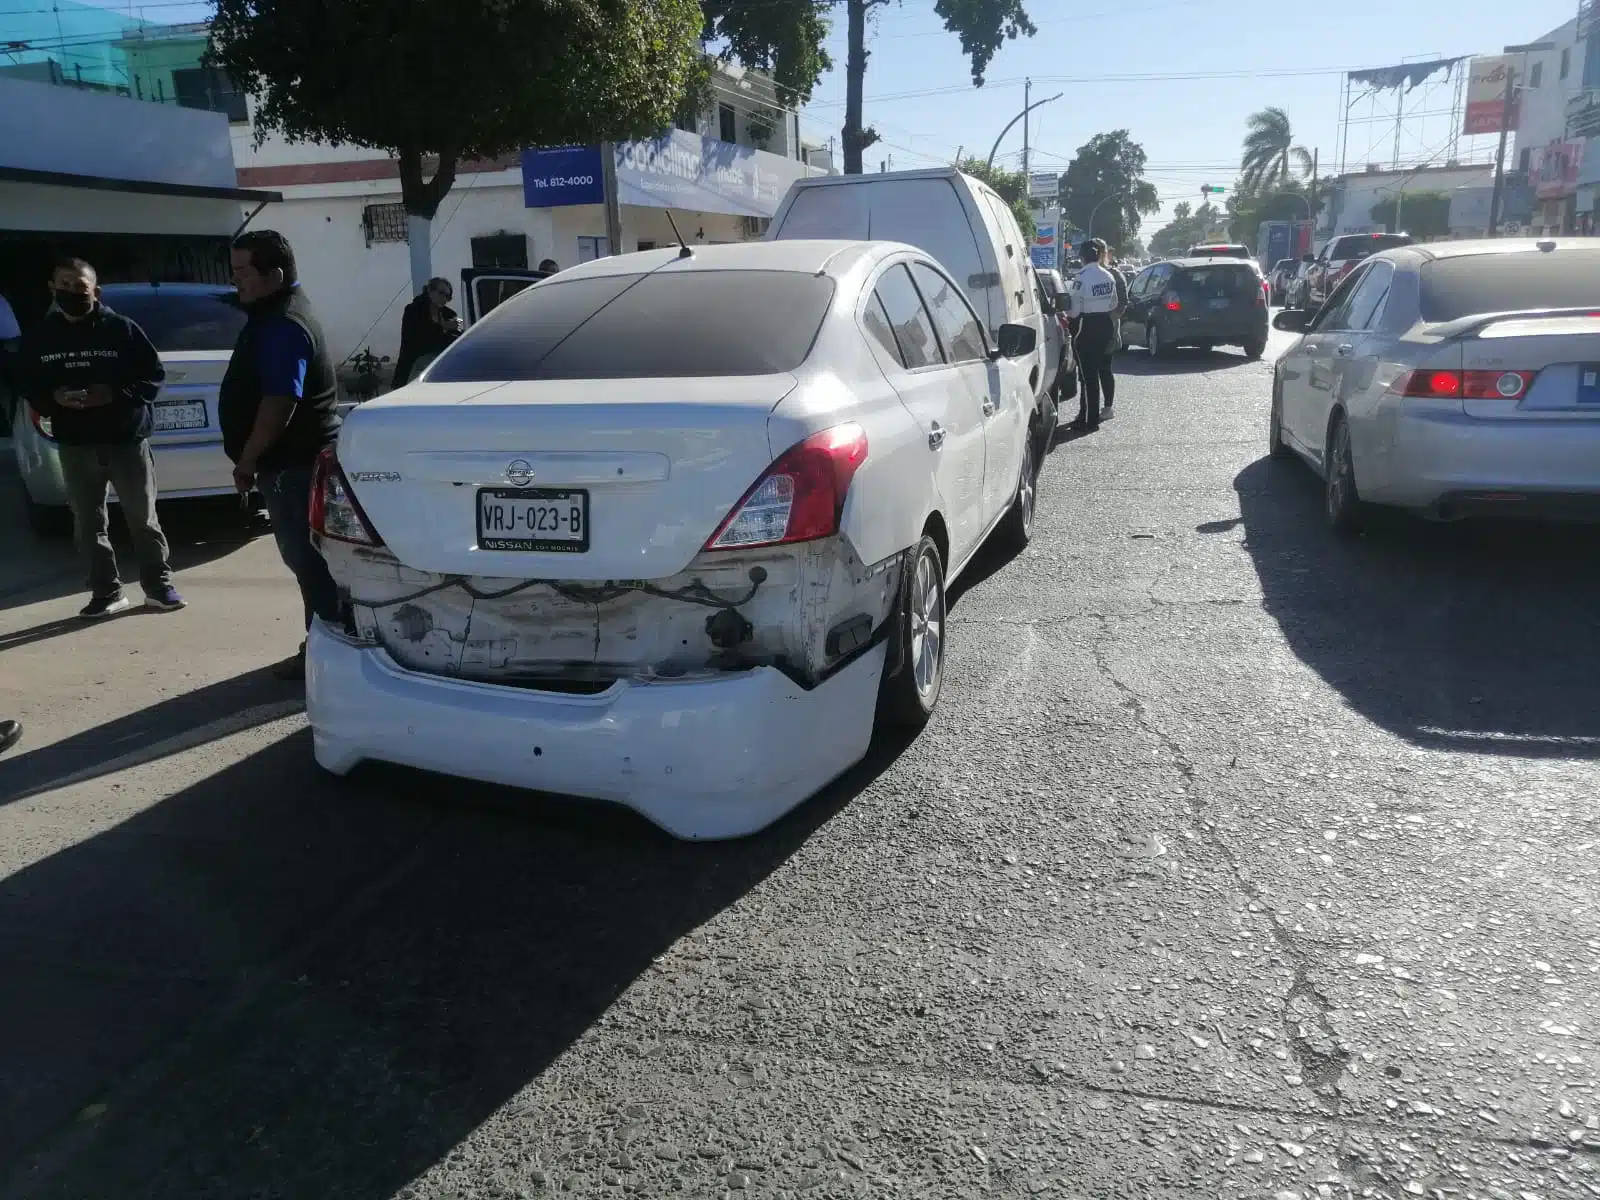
[2,328,1599,1200]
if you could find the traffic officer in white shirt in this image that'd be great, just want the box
[1065,239,1122,432]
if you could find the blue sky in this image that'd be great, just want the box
[48,0,1583,235]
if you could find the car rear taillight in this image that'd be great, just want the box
[309,446,383,546]
[705,423,868,551]
[1389,369,1538,400]
[1257,281,1268,307]
[29,406,55,441]
[1163,291,1181,312]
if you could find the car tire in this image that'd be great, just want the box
[998,431,1038,553]
[1147,322,1171,359]
[1324,412,1369,536]
[24,492,72,538]
[1243,336,1266,359]
[878,534,946,730]
[1268,377,1292,460]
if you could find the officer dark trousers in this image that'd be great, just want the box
[1074,313,1117,430]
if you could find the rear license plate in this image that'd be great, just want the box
[1579,364,1600,405]
[152,400,208,431]
[477,488,589,552]
[1208,297,1231,310]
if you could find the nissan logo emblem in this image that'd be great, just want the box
[505,459,534,487]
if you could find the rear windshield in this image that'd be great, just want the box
[1419,251,1600,323]
[1329,234,1411,261]
[101,290,246,352]
[1174,265,1262,300]
[426,270,836,381]
[1189,246,1250,259]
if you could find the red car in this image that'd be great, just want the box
[1303,233,1414,309]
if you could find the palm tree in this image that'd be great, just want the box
[1240,107,1313,193]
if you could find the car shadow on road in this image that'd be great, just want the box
[0,719,916,1199]
[1230,456,1600,758]
[0,665,298,807]
[0,466,266,613]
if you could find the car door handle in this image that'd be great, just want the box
[981,398,999,417]
[927,423,946,450]
[1334,343,1354,357]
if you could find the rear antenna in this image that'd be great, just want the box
[665,211,693,258]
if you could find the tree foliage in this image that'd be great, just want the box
[1226,179,1318,257]
[1371,191,1451,240]
[1149,201,1219,257]
[843,0,1035,173]
[958,158,1035,238]
[1240,107,1312,193]
[701,0,832,104]
[209,0,705,237]
[1056,130,1160,253]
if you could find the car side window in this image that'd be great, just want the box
[873,264,946,369]
[910,262,988,364]
[861,291,904,366]
[1345,260,1395,331]
[1311,264,1369,331]
[1130,269,1153,298]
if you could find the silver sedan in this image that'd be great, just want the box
[1269,239,1600,532]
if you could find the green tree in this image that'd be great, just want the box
[1057,130,1160,253]
[958,158,1035,238]
[701,0,832,104]
[1240,107,1312,193]
[1227,179,1318,257]
[210,0,705,289]
[1149,201,1217,258]
[1371,191,1451,239]
[843,0,1035,174]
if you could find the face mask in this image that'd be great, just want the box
[53,290,93,318]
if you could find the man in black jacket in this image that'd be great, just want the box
[17,258,182,617]
[220,230,341,680]
[391,277,461,389]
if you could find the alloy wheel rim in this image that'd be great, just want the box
[1327,425,1348,516]
[909,551,943,702]
[1019,442,1035,531]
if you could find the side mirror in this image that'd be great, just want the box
[993,322,1037,359]
[1273,309,1310,333]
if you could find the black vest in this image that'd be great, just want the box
[219,285,340,470]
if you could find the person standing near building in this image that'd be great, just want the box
[15,257,182,616]
[391,276,462,389]
[1065,239,1121,432]
[537,258,560,275]
[221,230,342,681]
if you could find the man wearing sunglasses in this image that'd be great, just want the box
[392,276,462,389]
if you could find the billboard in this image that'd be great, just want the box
[1027,171,1059,199]
[1464,56,1519,136]
[1533,140,1585,199]
[1031,222,1057,269]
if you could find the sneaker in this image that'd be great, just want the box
[272,643,307,681]
[0,719,20,756]
[80,593,134,619]
[144,585,186,612]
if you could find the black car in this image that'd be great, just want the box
[1119,258,1269,359]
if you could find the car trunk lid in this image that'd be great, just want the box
[148,350,230,445]
[1459,314,1600,420]
[336,375,797,579]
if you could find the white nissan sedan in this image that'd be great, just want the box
[305,240,1043,838]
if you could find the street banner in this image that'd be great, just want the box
[1030,222,1057,269]
[1027,171,1059,200]
[1464,56,1519,136]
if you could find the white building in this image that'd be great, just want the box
[0,74,274,329]
[232,62,829,364]
[1315,163,1495,241]
[1506,10,1595,234]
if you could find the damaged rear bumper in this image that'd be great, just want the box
[305,619,887,840]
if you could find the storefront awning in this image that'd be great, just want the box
[0,164,282,204]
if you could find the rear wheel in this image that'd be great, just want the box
[1147,322,1171,359]
[24,492,72,538]
[1268,378,1292,460]
[1324,413,1369,536]
[878,535,946,730]
[1243,336,1266,359]
[997,433,1037,552]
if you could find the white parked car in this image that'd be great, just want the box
[1270,239,1600,531]
[11,283,243,535]
[305,240,1043,839]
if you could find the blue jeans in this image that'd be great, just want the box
[259,467,341,631]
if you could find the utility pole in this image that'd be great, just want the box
[1022,78,1031,179]
[1308,147,1318,255]
[1487,65,1516,237]
[600,142,623,257]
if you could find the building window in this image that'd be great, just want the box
[1529,61,1543,88]
[171,67,247,123]
[636,240,658,251]
[718,102,737,144]
[470,233,528,268]
[362,203,409,246]
[1560,47,1570,79]
[1519,147,1532,173]
[675,109,697,133]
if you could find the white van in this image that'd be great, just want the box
[766,168,1051,417]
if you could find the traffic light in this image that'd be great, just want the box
[1200,185,1226,196]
